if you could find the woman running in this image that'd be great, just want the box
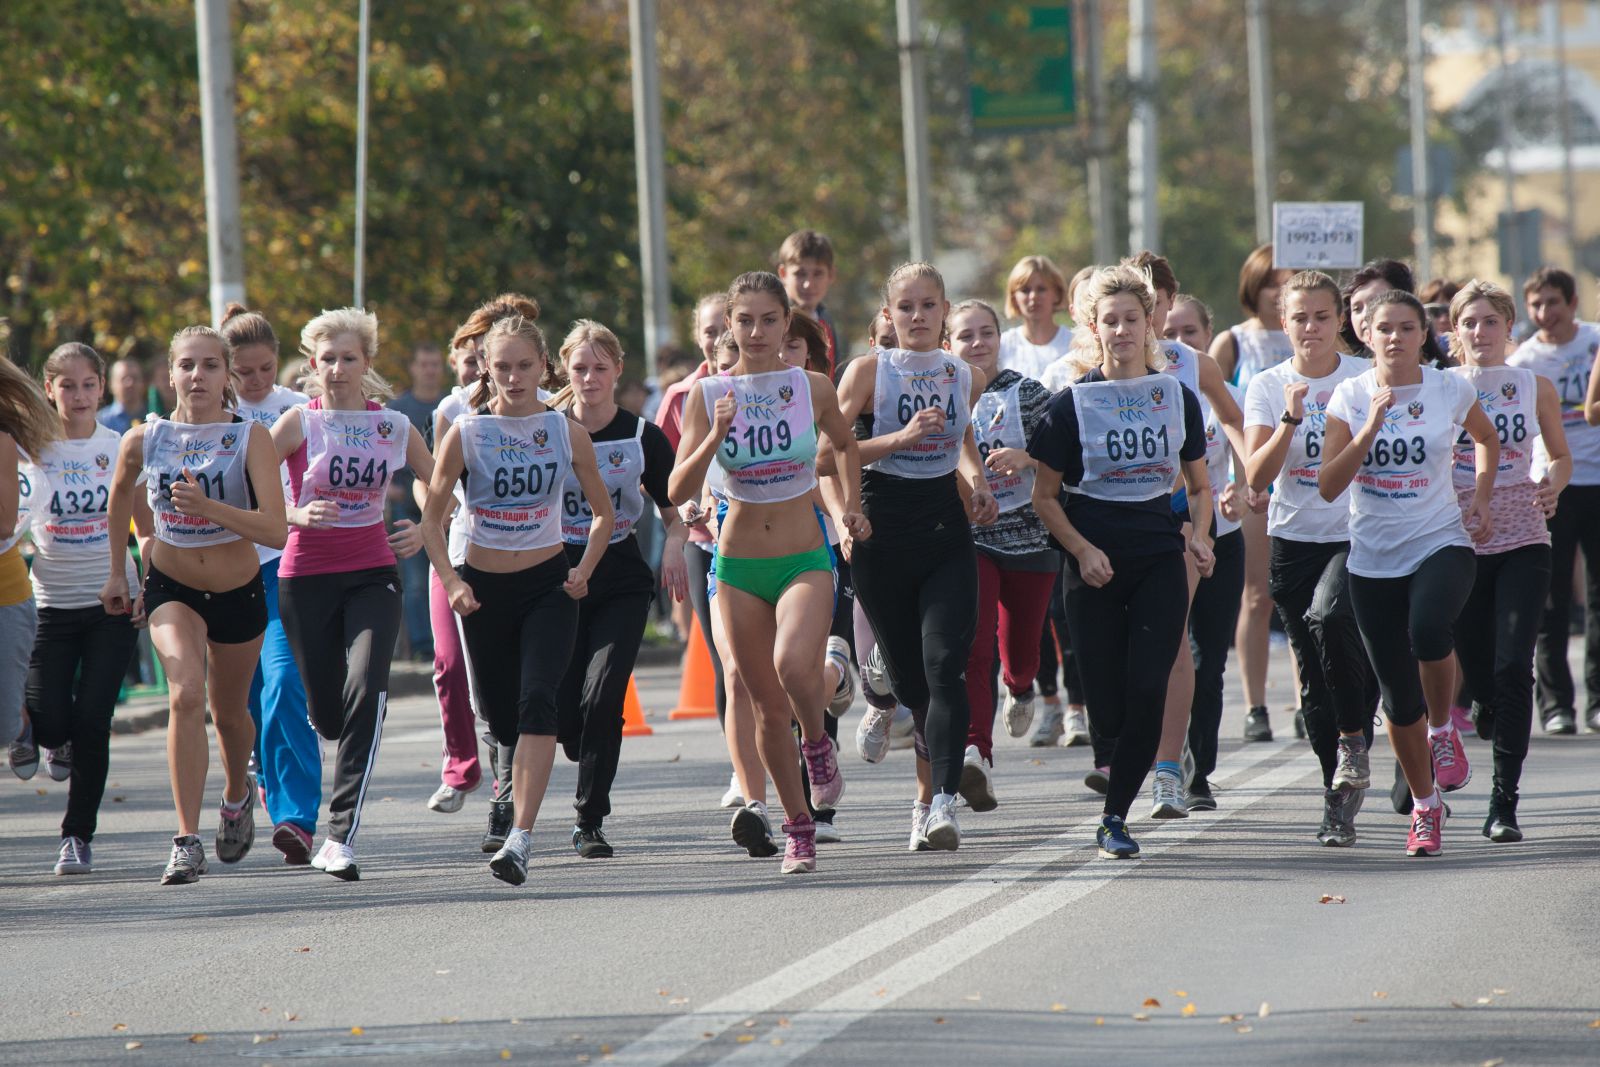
[670,271,864,873]
[835,262,995,852]
[102,325,286,884]
[998,255,1074,381]
[1,359,53,786]
[423,313,614,885]
[1028,264,1214,859]
[1243,271,1375,845]
[271,308,434,880]
[1320,290,1498,857]
[1450,280,1569,841]
[23,345,140,874]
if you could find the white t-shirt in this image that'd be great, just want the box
[25,425,139,609]
[1326,366,1477,578]
[1243,355,1368,543]
[1508,321,1600,485]
[999,325,1073,382]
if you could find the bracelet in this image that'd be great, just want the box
[1280,411,1303,426]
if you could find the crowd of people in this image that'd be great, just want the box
[3,226,1596,884]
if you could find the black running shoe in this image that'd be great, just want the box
[1483,789,1522,843]
[1243,706,1272,742]
[1185,778,1217,812]
[482,801,513,853]
[1471,701,1494,741]
[572,826,614,859]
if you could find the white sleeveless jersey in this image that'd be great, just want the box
[1327,367,1477,578]
[458,410,569,551]
[295,406,408,528]
[1508,322,1600,484]
[1160,339,1202,399]
[1068,373,1186,502]
[436,388,473,565]
[1,448,37,556]
[866,349,972,478]
[1205,383,1242,538]
[1451,365,1538,492]
[563,418,646,545]
[143,417,253,547]
[1230,326,1293,390]
[972,377,1035,514]
[704,366,818,503]
[234,386,307,564]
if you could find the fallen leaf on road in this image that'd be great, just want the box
[500,1052,511,1061]
[124,1042,142,1050]
[1028,758,1044,766]
[509,1019,522,1025]
[295,947,311,953]
[874,988,887,998]
[770,1038,784,1046]
[741,1019,756,1028]
[736,1034,755,1044]
[656,989,670,997]
[1132,1013,1150,1022]
[777,1018,790,1028]
[1172,989,1188,997]
[1318,894,1346,904]
[1482,1059,1505,1067]
[188,1034,208,1043]
[1235,1025,1253,1034]
[1258,1002,1271,1018]
[112,1024,127,1032]
[600,1045,611,1054]
[667,754,680,763]
[252,1034,278,1044]
[35,788,46,796]
[1450,1001,1466,1009]
[1476,997,1493,1005]
[1352,1016,1368,1024]
[1492,988,1509,996]
[284,1013,299,1022]
[702,1032,714,1039]
[350,1027,364,1036]
[1588,1019,1600,1029]
[964,994,982,1002]
[436,970,451,976]
[440,1017,459,1024]
[1050,1003,1066,1013]
[669,997,689,1006]
[1182,1003,1198,1017]
[1372,991,1389,999]
[933,1017,946,1025]
[1142,998,1161,1008]
[66,1012,80,1017]
[113,796,125,803]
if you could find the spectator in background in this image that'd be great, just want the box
[616,378,648,418]
[1420,278,1461,359]
[389,342,447,661]
[642,343,692,422]
[97,358,148,434]
[776,229,843,380]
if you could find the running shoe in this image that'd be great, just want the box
[1332,735,1371,791]
[1062,705,1090,747]
[9,722,38,781]
[862,644,893,700]
[573,825,613,859]
[825,636,856,717]
[1292,708,1306,740]
[43,742,73,782]
[482,801,513,853]
[924,792,961,851]
[1185,778,1217,812]
[1542,709,1577,735]
[1096,815,1139,859]
[1449,704,1475,735]
[161,835,208,885]
[1471,701,1494,741]
[731,800,779,857]
[1028,702,1065,747]
[54,836,91,876]
[801,737,845,809]
[272,822,314,865]
[1316,788,1356,847]
[1243,706,1272,742]
[855,706,894,764]
[957,745,998,812]
[719,772,745,809]
[780,816,817,874]
[888,705,916,749]
[1430,727,1471,792]
[490,828,531,885]
[907,801,931,852]
[312,839,360,880]
[1405,802,1445,857]
[1483,789,1521,843]
[427,782,472,813]
[1002,687,1036,738]
[813,816,841,844]
[1149,770,1187,819]
[1083,766,1110,795]
[1588,708,1600,734]
[215,790,256,864]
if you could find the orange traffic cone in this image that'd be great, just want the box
[668,625,718,721]
[622,675,653,737]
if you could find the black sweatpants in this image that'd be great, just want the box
[558,589,652,830]
[25,605,138,843]
[684,541,727,726]
[1035,569,1086,705]
[853,536,979,796]
[1349,546,1476,729]
[1269,537,1378,787]
[1456,543,1550,795]
[1062,550,1190,820]
[280,566,402,846]
[1187,529,1246,785]
[1535,483,1600,718]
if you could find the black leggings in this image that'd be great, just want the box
[852,536,978,796]
[458,556,577,744]
[279,565,402,846]
[1535,483,1600,718]
[1035,570,1086,705]
[1349,546,1476,729]
[25,605,138,843]
[1456,543,1550,795]
[1187,529,1246,784]
[558,589,651,830]
[683,541,727,726]
[1269,537,1377,787]
[1062,550,1190,820]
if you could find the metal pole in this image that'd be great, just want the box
[1127,0,1159,252]
[1551,0,1579,266]
[1407,0,1433,281]
[628,0,673,375]
[195,0,245,325]
[1245,0,1275,246]
[354,0,370,308]
[1080,0,1115,265]
[1495,0,1520,292]
[897,0,935,263]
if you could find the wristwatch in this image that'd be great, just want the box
[1280,411,1303,426]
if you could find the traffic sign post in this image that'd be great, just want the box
[1272,201,1364,270]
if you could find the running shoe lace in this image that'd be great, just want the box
[1430,732,1456,771]
[803,740,836,786]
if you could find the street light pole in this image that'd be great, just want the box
[629,0,673,375]
[1246,0,1275,246]
[195,0,245,325]
[1407,0,1433,281]
[897,0,935,263]
[354,0,370,308]
[1127,0,1159,252]
[1080,0,1115,265]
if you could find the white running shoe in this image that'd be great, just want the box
[889,705,917,750]
[311,839,360,881]
[825,636,856,717]
[814,818,842,844]
[924,792,961,850]
[957,745,998,812]
[427,782,472,814]
[1002,688,1036,738]
[855,706,894,763]
[863,644,893,700]
[1028,702,1065,747]
[719,772,745,809]
[54,836,91,876]
[908,801,931,851]
[1150,771,1188,820]
[1062,706,1090,747]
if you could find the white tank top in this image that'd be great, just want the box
[866,349,972,478]
[24,426,120,559]
[1230,326,1293,389]
[235,386,307,564]
[704,366,818,503]
[1068,373,1186,502]
[436,388,473,566]
[1161,339,1202,398]
[295,406,408,528]
[1,449,38,555]
[971,378,1035,514]
[1205,384,1242,538]
[1508,322,1600,484]
[563,418,646,545]
[458,409,570,551]
[1451,365,1538,491]
[143,417,253,547]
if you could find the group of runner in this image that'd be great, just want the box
[3,227,1594,881]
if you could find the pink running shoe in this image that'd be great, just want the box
[1430,727,1471,793]
[1406,802,1445,856]
[1449,705,1474,735]
[781,816,817,874]
[801,737,845,809]
[272,822,314,866]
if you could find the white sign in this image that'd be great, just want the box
[1273,202,1364,270]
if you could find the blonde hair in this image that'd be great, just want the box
[882,261,946,305]
[0,355,62,458]
[949,299,1002,334]
[169,325,239,410]
[1449,278,1517,330]
[471,314,558,409]
[1067,264,1166,377]
[548,319,624,409]
[298,307,392,402]
[1003,255,1068,319]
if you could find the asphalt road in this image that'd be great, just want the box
[2,648,1598,1066]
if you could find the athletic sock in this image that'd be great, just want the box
[1155,760,1181,778]
[1413,788,1441,810]
[1427,721,1455,739]
[221,793,248,815]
